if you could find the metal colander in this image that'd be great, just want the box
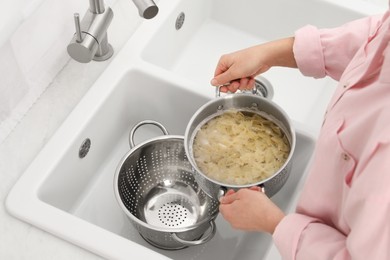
[114,120,219,250]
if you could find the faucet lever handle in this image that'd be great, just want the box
[73,13,83,43]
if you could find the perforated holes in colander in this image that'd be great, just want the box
[126,165,140,215]
[208,198,219,216]
[137,155,151,197]
[157,202,189,227]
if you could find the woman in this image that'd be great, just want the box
[213,3,390,260]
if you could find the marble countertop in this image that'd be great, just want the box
[0,60,108,260]
[0,1,141,259]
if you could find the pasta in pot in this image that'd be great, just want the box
[192,109,290,185]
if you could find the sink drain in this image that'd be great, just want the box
[175,12,185,30]
[79,138,91,158]
[254,76,274,100]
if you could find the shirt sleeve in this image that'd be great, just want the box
[273,138,390,260]
[273,214,350,260]
[293,14,384,80]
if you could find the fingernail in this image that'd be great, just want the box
[211,78,218,86]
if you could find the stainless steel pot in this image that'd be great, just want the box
[114,120,219,250]
[184,80,296,199]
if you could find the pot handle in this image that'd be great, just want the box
[259,185,266,193]
[215,77,273,100]
[218,185,265,199]
[251,185,266,194]
[128,120,169,148]
[217,187,227,199]
[171,220,216,246]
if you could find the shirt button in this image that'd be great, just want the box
[342,152,350,161]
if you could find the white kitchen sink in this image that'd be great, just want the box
[6,65,316,260]
[6,0,381,259]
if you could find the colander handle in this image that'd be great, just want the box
[129,120,169,148]
[171,220,216,246]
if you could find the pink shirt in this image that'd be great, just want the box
[273,6,390,260]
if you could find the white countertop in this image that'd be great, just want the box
[0,1,141,259]
[0,63,107,260]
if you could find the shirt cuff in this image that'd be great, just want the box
[273,213,319,260]
[293,25,326,78]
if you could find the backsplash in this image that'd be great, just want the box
[0,0,387,144]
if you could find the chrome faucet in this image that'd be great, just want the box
[67,0,158,63]
[133,0,159,19]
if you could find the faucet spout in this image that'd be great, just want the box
[89,0,105,14]
[67,0,158,63]
[132,0,158,19]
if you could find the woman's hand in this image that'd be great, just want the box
[211,45,271,93]
[219,188,285,234]
[211,37,297,93]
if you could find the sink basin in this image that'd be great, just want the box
[6,0,381,259]
[6,66,316,260]
[7,65,314,259]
